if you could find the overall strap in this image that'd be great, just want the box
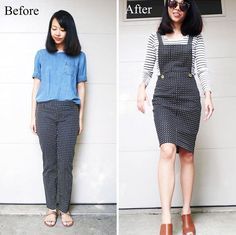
[188,35,193,45]
[156,32,163,45]
[187,35,193,75]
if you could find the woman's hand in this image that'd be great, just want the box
[30,118,37,135]
[137,83,149,113]
[204,91,214,120]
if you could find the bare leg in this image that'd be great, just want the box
[158,143,176,224]
[179,148,194,215]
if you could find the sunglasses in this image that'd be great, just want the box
[167,0,190,12]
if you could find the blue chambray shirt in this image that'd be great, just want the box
[32,49,87,105]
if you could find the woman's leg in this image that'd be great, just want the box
[158,143,176,224]
[36,104,58,211]
[179,147,194,215]
[57,104,79,214]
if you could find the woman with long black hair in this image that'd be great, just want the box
[30,10,86,227]
[137,1,214,234]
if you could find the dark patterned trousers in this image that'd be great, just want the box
[36,100,80,213]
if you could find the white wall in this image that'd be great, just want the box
[119,0,236,208]
[0,0,116,203]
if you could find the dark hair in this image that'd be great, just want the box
[158,0,203,36]
[46,10,81,56]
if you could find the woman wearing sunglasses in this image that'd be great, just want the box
[137,0,214,235]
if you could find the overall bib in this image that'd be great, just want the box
[152,33,201,153]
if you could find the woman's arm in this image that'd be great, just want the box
[137,33,156,113]
[77,82,86,135]
[195,35,214,120]
[30,78,40,134]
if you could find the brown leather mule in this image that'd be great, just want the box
[160,223,173,235]
[182,214,196,235]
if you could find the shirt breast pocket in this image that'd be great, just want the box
[64,62,75,76]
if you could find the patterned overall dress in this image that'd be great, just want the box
[152,33,201,153]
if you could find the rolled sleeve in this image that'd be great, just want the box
[32,50,41,80]
[77,52,87,83]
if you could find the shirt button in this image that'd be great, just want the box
[188,73,193,78]
[161,74,165,79]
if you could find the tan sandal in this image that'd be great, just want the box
[60,211,74,227]
[44,210,57,227]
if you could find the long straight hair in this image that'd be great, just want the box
[46,10,81,56]
[158,0,203,36]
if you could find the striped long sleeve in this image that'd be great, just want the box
[194,34,211,92]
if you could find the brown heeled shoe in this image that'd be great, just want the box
[182,214,196,235]
[160,224,173,235]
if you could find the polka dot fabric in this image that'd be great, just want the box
[36,100,80,213]
[152,33,201,153]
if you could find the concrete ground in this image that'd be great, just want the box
[119,207,236,235]
[0,205,116,235]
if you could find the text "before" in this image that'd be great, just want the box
[5,6,39,15]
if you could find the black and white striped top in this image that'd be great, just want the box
[142,33,211,93]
